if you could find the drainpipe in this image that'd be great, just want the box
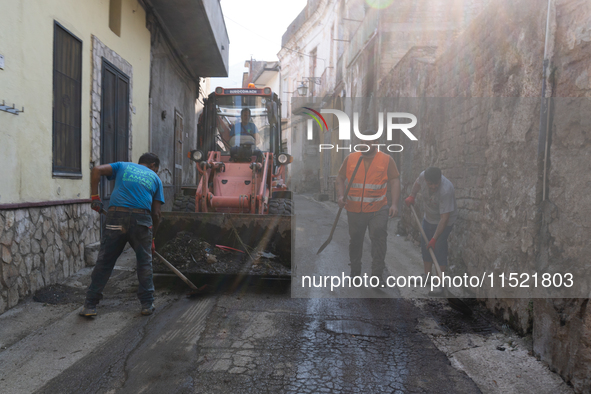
[149,97,153,152]
[535,0,556,274]
[538,0,555,202]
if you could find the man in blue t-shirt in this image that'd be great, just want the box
[80,153,165,317]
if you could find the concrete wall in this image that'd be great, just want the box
[378,0,591,390]
[147,17,200,211]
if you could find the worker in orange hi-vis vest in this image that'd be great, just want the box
[336,135,401,279]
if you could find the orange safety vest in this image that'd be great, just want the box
[345,152,389,213]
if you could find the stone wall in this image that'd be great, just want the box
[381,0,548,294]
[378,0,591,390]
[532,0,591,391]
[0,204,100,314]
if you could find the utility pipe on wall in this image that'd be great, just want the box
[538,0,555,202]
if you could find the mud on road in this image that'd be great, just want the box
[155,231,290,277]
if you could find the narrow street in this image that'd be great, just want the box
[0,195,572,393]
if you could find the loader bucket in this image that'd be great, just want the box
[154,211,293,277]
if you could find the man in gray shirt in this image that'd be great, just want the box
[405,167,457,289]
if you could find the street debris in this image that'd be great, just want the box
[154,232,290,276]
[33,284,85,305]
[206,253,218,264]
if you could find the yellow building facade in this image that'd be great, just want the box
[0,0,151,204]
[0,0,151,312]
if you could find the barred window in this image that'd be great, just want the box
[52,22,82,177]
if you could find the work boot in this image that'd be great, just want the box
[79,303,97,317]
[141,303,156,316]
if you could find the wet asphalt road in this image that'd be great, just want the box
[37,195,480,393]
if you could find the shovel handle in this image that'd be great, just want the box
[98,209,199,291]
[154,251,199,291]
[410,206,472,315]
[317,155,365,254]
[328,155,364,235]
[410,205,442,277]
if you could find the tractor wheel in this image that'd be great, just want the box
[268,198,293,215]
[172,195,196,212]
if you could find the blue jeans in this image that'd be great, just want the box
[86,211,154,306]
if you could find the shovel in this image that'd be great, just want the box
[99,209,207,296]
[153,251,208,296]
[409,205,472,316]
[317,155,365,254]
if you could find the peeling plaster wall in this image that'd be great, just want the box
[147,16,200,210]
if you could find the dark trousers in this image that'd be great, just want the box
[347,207,389,277]
[420,218,453,267]
[86,211,154,306]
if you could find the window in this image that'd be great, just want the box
[109,0,122,36]
[52,22,82,177]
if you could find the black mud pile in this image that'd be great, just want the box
[154,232,290,276]
[422,298,500,335]
[33,284,86,305]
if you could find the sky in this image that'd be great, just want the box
[209,0,308,91]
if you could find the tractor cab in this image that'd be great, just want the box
[188,86,292,215]
[196,85,284,164]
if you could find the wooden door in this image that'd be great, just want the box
[174,110,184,195]
[100,59,130,206]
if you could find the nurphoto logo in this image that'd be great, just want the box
[303,108,418,152]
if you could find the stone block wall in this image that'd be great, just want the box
[531,0,591,391]
[381,0,548,294]
[378,0,591,390]
[0,204,100,314]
